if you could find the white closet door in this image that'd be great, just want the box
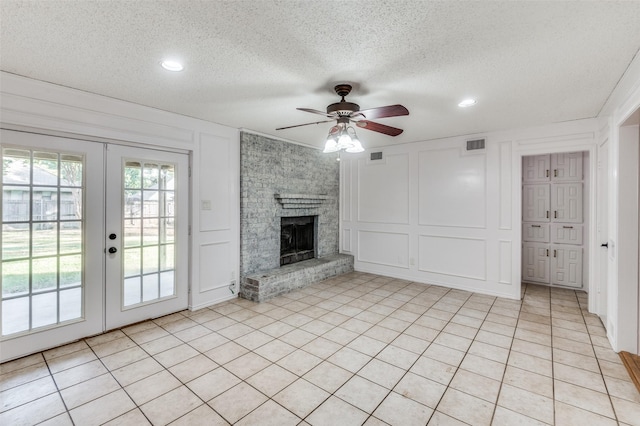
[552,245,583,288]
[523,184,550,222]
[551,224,583,245]
[522,242,550,283]
[552,152,583,181]
[552,183,583,223]
[522,155,550,182]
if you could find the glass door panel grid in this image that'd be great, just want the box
[1,148,84,336]
[123,161,175,307]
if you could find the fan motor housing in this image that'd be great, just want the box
[327,102,360,116]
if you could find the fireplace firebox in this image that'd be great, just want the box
[280,216,316,266]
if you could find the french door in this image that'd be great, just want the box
[105,144,188,330]
[1,130,189,361]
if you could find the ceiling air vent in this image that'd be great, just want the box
[370,152,383,161]
[466,139,485,151]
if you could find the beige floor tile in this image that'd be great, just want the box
[373,391,433,426]
[46,348,97,374]
[392,333,431,354]
[1,375,57,411]
[173,324,213,343]
[85,330,126,347]
[0,354,45,375]
[327,346,371,373]
[171,404,228,426]
[552,347,600,373]
[39,412,74,425]
[187,367,241,401]
[276,349,322,376]
[204,341,249,365]
[460,353,505,381]
[423,343,465,367]
[91,336,137,358]
[52,359,106,390]
[60,373,121,409]
[124,370,181,405]
[139,386,202,426]
[492,406,549,425]
[611,396,640,426]
[604,375,640,403]
[322,327,359,345]
[121,320,158,336]
[474,330,513,349]
[410,356,457,385]
[202,316,238,331]
[43,341,89,361]
[502,365,553,398]
[335,375,388,413]
[554,379,616,418]
[443,322,478,340]
[217,323,254,340]
[273,378,330,418]
[306,396,369,425]
[101,347,148,371]
[303,361,353,393]
[302,337,343,359]
[127,326,171,345]
[235,400,300,426]
[449,369,501,403]
[246,364,297,397]
[432,332,472,352]
[346,335,386,357]
[467,340,509,364]
[600,358,635,381]
[233,330,274,350]
[223,352,270,380]
[169,354,218,383]
[102,408,151,425]
[0,362,49,392]
[404,323,440,341]
[507,351,552,377]
[0,393,66,425]
[279,329,317,347]
[358,358,405,389]
[552,336,595,357]
[111,357,164,387]
[153,344,200,368]
[552,325,590,344]
[554,362,607,393]
[427,410,468,425]
[208,382,267,424]
[497,383,554,424]
[555,401,617,426]
[437,387,494,425]
[69,390,136,426]
[140,334,182,355]
[393,372,446,408]
[375,344,419,369]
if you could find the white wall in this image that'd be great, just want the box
[0,72,240,311]
[340,120,598,300]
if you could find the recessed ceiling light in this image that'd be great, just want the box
[458,99,477,108]
[161,60,184,72]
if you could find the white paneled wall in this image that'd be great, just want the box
[341,121,598,300]
[0,72,240,311]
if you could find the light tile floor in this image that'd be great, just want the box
[2,272,640,425]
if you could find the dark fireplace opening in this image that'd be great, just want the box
[280,215,316,266]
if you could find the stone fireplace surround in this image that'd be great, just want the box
[239,132,353,302]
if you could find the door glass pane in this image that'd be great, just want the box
[121,160,176,308]
[1,148,85,337]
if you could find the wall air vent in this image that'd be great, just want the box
[370,152,383,160]
[466,139,485,151]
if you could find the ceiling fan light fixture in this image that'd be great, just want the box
[458,98,477,108]
[161,60,184,72]
[345,138,364,153]
[323,136,339,153]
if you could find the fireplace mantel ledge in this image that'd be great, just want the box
[275,193,331,209]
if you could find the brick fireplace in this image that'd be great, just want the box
[239,132,353,301]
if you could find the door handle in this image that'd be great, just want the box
[601,243,608,248]
[108,247,118,254]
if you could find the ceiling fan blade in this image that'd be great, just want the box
[352,104,409,120]
[355,120,404,136]
[297,108,336,118]
[276,119,335,131]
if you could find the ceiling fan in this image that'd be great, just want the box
[276,84,409,153]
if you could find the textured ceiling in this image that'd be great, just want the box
[2,1,640,149]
